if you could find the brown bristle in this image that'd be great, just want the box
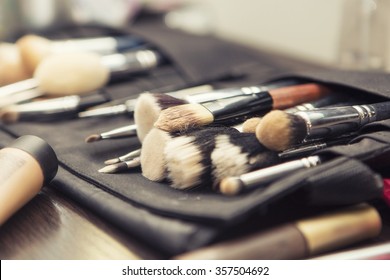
[154,103,214,132]
[0,110,19,123]
[255,110,307,151]
[85,134,101,143]
[140,128,172,181]
[134,93,187,142]
[242,117,262,133]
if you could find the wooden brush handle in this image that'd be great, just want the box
[270,83,331,110]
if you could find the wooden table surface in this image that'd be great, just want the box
[1,185,389,260]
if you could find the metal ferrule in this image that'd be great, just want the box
[278,143,328,159]
[240,156,321,188]
[185,85,265,104]
[101,49,161,74]
[9,95,81,114]
[100,124,137,139]
[295,105,377,141]
[284,103,316,114]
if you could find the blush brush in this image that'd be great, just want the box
[155,83,331,132]
[256,101,390,151]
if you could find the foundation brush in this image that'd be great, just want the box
[256,101,390,152]
[155,83,331,132]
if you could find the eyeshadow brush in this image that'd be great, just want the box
[256,101,390,151]
[155,83,331,132]
[104,148,141,165]
[98,157,141,174]
[85,124,138,143]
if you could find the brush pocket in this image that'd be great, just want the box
[2,19,390,257]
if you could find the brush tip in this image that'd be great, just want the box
[154,103,214,132]
[242,117,262,133]
[255,110,306,151]
[98,162,127,174]
[0,110,19,123]
[85,134,101,143]
[104,158,121,165]
[219,177,243,195]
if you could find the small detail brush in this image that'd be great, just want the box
[85,124,137,143]
[98,157,141,174]
[155,83,331,132]
[219,155,322,196]
[256,101,390,151]
[104,148,141,165]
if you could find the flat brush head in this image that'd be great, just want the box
[34,52,110,96]
[134,93,187,142]
[0,43,30,86]
[155,103,214,132]
[140,127,172,181]
[256,110,307,151]
[16,34,52,74]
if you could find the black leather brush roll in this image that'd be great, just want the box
[1,17,390,256]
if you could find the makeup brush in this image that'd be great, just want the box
[0,47,163,103]
[219,155,322,196]
[16,34,145,74]
[104,149,141,165]
[256,101,390,151]
[85,124,137,143]
[164,127,242,189]
[98,157,141,174]
[0,43,30,86]
[78,84,213,119]
[155,83,331,132]
[133,92,189,142]
[0,93,110,123]
[211,133,280,188]
[175,204,382,260]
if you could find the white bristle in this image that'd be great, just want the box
[164,135,204,189]
[211,134,251,184]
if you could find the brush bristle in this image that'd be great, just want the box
[242,117,262,133]
[34,52,110,96]
[154,103,214,132]
[0,110,19,123]
[140,128,171,181]
[0,43,30,86]
[255,110,307,151]
[16,34,52,74]
[104,158,121,165]
[85,134,102,143]
[134,93,187,142]
[219,177,243,196]
[98,162,128,173]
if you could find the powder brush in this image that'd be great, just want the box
[16,34,145,74]
[155,83,331,132]
[256,101,390,151]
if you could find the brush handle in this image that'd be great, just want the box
[100,124,138,139]
[371,101,390,121]
[270,83,331,109]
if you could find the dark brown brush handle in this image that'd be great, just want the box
[270,83,331,110]
[175,224,308,260]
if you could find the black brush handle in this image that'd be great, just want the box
[372,101,390,121]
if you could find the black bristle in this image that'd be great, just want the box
[154,93,187,110]
[288,114,309,146]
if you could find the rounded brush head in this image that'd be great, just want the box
[16,34,52,74]
[34,52,110,96]
[140,127,172,182]
[241,117,262,133]
[255,110,307,151]
[219,177,244,196]
[0,43,30,86]
[154,103,214,132]
[134,93,187,142]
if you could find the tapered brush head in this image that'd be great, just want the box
[134,93,187,142]
[255,110,307,151]
[164,126,239,189]
[211,133,280,187]
[241,117,262,133]
[140,127,172,181]
[16,34,52,75]
[85,134,102,143]
[34,52,110,96]
[0,43,31,86]
[155,103,214,132]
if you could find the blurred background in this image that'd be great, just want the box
[1,0,389,71]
